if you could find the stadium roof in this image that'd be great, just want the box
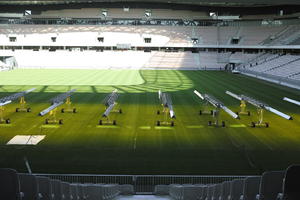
[1,0,300,6]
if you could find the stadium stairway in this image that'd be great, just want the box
[0,165,299,200]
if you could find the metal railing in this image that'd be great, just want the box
[34,173,248,194]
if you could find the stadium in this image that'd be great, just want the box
[0,0,300,199]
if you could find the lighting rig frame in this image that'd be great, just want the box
[194,90,239,127]
[99,89,122,126]
[39,89,76,125]
[0,88,35,124]
[226,91,292,128]
[157,90,176,127]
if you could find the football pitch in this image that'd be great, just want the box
[0,69,300,175]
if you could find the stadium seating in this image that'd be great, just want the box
[278,165,300,200]
[36,176,52,200]
[220,181,231,200]
[0,170,120,200]
[0,166,299,200]
[154,185,169,195]
[228,179,244,200]
[1,50,226,70]
[241,176,261,200]
[212,184,221,200]
[119,184,135,195]
[257,171,285,200]
[0,168,21,200]
[240,54,300,82]
[0,24,289,47]
[164,169,293,200]
[18,173,40,200]
[51,179,63,200]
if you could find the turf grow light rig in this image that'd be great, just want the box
[194,90,239,127]
[0,88,36,124]
[39,89,76,124]
[226,91,292,127]
[99,89,122,125]
[157,90,175,126]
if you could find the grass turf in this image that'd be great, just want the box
[0,69,300,175]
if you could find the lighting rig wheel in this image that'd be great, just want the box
[265,122,269,128]
[45,119,49,124]
[157,110,160,115]
[99,120,103,125]
[251,122,256,128]
[171,121,174,127]
[27,108,31,112]
[59,119,63,125]
[6,119,11,124]
[16,108,19,112]
[119,109,122,114]
[222,121,225,127]
[199,110,202,115]
[157,121,160,126]
[208,121,212,126]
[61,108,65,113]
[113,120,117,125]
[73,108,77,113]
[247,111,251,116]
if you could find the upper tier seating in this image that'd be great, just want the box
[0,24,288,47]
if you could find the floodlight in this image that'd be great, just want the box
[264,106,292,120]
[0,100,12,107]
[39,102,64,116]
[225,91,242,101]
[283,97,300,106]
[194,90,204,100]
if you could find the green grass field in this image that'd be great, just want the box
[0,69,300,175]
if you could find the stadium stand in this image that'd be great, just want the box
[247,54,299,73]
[0,168,121,200]
[19,173,40,200]
[238,53,300,89]
[162,167,298,200]
[0,24,291,47]
[0,168,21,200]
[0,50,228,70]
[154,185,169,195]
[212,184,221,200]
[241,176,261,200]
[228,179,244,200]
[278,165,300,200]
[37,176,52,200]
[220,181,230,200]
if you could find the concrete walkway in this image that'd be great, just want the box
[115,195,172,200]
